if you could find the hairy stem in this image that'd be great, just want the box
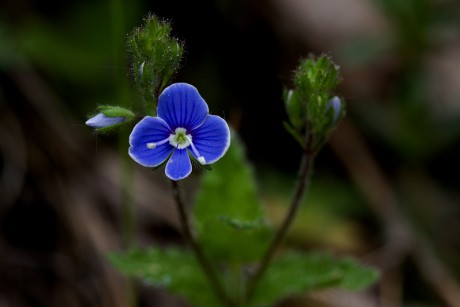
[246,131,315,299]
[170,180,230,305]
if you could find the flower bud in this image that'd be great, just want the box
[283,55,344,151]
[86,113,125,129]
[326,96,342,124]
[86,106,135,131]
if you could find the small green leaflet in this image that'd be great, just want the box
[194,132,271,264]
[109,247,222,307]
[249,252,380,307]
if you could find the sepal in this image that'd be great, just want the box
[284,88,305,131]
[188,151,212,171]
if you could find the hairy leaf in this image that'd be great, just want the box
[194,133,270,264]
[109,247,222,306]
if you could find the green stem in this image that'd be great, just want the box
[230,264,244,306]
[170,180,230,305]
[246,131,315,299]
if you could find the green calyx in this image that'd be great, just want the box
[98,105,135,119]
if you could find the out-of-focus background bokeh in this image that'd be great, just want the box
[1,0,460,306]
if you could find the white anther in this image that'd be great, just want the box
[139,61,145,80]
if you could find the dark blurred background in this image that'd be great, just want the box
[1,0,460,306]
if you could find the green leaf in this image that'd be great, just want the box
[194,132,271,264]
[109,247,222,306]
[249,252,379,307]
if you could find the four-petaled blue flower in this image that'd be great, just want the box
[129,83,231,181]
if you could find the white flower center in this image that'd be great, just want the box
[145,127,207,165]
[169,127,192,149]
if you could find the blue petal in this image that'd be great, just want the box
[326,96,342,123]
[129,116,173,167]
[86,113,125,128]
[157,83,209,130]
[165,149,192,180]
[190,115,230,164]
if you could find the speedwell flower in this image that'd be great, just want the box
[128,83,230,180]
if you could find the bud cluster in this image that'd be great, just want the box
[127,14,184,107]
[284,55,344,151]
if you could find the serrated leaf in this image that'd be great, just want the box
[249,252,379,307]
[97,105,135,119]
[109,247,222,306]
[194,133,271,264]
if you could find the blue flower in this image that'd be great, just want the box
[86,113,126,128]
[128,83,231,181]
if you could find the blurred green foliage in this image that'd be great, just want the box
[341,0,460,161]
[0,1,143,117]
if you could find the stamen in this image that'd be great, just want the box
[186,136,206,165]
[139,61,145,80]
[146,137,169,150]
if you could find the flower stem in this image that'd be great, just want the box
[246,131,315,299]
[170,180,230,305]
